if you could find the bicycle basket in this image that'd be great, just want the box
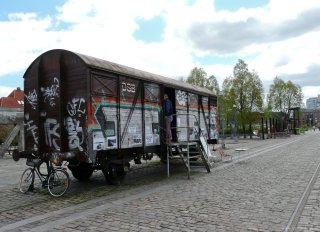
[26,158,42,167]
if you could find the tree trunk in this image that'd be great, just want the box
[242,123,246,138]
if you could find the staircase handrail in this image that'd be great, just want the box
[171,113,212,162]
[171,113,207,140]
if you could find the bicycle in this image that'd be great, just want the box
[19,154,70,197]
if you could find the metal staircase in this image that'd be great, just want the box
[167,138,214,179]
[166,114,215,179]
[0,124,21,158]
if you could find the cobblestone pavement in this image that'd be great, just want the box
[0,131,320,231]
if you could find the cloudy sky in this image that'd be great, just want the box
[1,0,319,105]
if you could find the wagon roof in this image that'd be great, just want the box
[26,49,216,97]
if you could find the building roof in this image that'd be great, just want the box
[0,88,24,108]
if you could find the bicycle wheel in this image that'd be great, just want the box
[47,169,70,197]
[19,168,35,193]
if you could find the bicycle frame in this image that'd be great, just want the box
[20,155,70,196]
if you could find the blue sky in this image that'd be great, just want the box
[0,0,320,105]
[0,0,64,20]
[214,0,269,11]
[134,16,165,43]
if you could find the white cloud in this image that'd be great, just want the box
[302,86,320,101]
[0,86,15,98]
[203,63,234,85]
[266,0,320,23]
[0,0,319,103]
[0,13,53,76]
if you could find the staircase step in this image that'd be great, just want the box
[181,152,199,155]
[167,138,213,175]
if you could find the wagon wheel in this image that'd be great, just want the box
[68,162,94,181]
[97,152,127,185]
[104,162,126,185]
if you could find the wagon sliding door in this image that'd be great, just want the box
[175,91,199,142]
[175,90,188,142]
[144,83,161,146]
[119,77,142,149]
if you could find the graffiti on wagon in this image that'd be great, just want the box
[65,97,86,151]
[41,77,59,107]
[25,89,38,110]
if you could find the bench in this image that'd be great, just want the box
[235,148,248,156]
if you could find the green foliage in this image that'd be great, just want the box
[205,75,220,94]
[186,67,206,88]
[186,60,303,139]
[222,59,264,136]
[267,77,303,114]
[186,67,219,94]
[0,125,14,143]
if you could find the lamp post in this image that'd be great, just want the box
[260,111,265,140]
[232,104,238,142]
[309,117,312,128]
[219,95,225,149]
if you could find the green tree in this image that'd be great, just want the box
[186,67,207,88]
[267,77,286,112]
[246,70,264,138]
[206,75,220,94]
[267,77,303,113]
[186,67,219,94]
[285,81,303,110]
[267,77,303,131]
[222,76,235,125]
[222,60,264,138]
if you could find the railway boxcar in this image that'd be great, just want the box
[20,49,218,184]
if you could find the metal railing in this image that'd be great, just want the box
[170,113,210,154]
[161,113,214,178]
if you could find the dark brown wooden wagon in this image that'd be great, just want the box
[19,49,218,184]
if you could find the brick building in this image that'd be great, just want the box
[300,108,320,127]
[0,88,24,108]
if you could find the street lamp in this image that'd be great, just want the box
[232,104,238,142]
[219,95,225,149]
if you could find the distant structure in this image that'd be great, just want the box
[306,95,320,110]
[0,87,24,108]
[300,108,320,127]
[0,87,24,158]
